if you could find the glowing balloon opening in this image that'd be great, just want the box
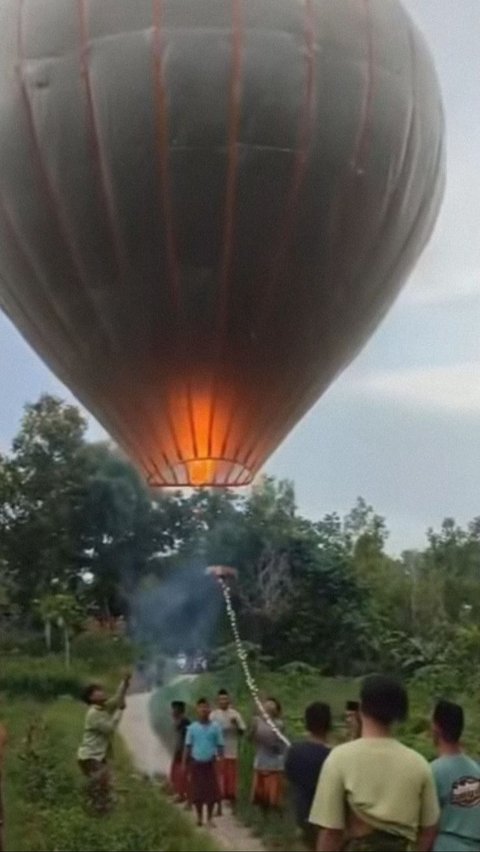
[147,456,253,487]
[143,387,255,486]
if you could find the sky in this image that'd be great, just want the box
[1,0,479,553]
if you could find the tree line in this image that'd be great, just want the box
[1,394,480,684]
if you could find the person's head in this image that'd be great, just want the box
[360,675,408,728]
[345,701,362,740]
[265,697,282,719]
[432,700,464,747]
[196,697,210,722]
[345,700,361,738]
[217,689,230,711]
[171,700,186,720]
[82,683,107,707]
[305,702,331,738]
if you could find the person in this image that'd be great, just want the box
[0,722,7,852]
[210,688,246,812]
[77,671,131,812]
[285,702,331,850]
[184,698,224,827]
[251,698,287,812]
[310,675,439,852]
[176,652,187,673]
[345,700,361,741]
[170,701,190,802]
[431,699,480,851]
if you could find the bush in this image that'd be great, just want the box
[208,641,261,671]
[278,661,320,676]
[72,632,136,670]
[17,721,63,805]
[0,657,84,699]
[0,625,46,657]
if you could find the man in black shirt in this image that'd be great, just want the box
[170,701,190,802]
[285,702,331,849]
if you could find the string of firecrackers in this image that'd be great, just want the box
[218,577,291,748]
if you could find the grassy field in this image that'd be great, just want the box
[1,658,217,852]
[150,663,480,851]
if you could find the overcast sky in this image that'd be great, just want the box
[1,0,479,553]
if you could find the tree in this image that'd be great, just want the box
[35,592,84,667]
[81,443,188,617]
[1,396,91,610]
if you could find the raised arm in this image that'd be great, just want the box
[105,672,131,713]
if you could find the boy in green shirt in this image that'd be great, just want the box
[78,672,130,811]
[431,700,480,852]
[310,675,439,851]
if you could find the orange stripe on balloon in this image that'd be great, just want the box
[241,0,374,477]
[207,0,244,460]
[262,0,316,305]
[152,0,181,310]
[152,0,197,463]
[77,0,131,308]
[234,0,317,471]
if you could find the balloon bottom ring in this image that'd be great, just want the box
[146,456,254,487]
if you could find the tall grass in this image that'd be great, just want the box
[2,696,218,851]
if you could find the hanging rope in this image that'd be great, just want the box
[217,577,290,747]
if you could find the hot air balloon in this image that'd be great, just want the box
[0,0,444,487]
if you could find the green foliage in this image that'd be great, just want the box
[4,392,480,681]
[3,697,217,852]
[72,632,136,670]
[17,720,63,805]
[0,657,85,699]
[0,626,45,657]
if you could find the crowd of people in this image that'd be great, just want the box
[167,677,480,851]
[2,671,478,851]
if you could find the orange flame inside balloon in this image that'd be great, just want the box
[143,384,255,486]
[187,458,216,486]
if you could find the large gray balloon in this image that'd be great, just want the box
[0,0,445,486]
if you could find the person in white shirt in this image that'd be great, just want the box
[210,689,246,811]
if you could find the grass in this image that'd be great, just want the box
[1,686,218,851]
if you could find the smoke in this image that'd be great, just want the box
[131,562,223,657]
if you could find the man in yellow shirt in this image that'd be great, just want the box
[78,672,130,811]
[310,675,439,852]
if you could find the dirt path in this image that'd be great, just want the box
[120,691,264,852]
